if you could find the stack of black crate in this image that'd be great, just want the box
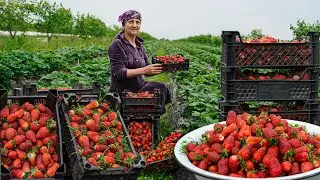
[121,89,162,146]
[219,31,320,124]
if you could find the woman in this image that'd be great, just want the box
[108,10,171,114]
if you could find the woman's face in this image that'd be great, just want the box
[124,19,141,36]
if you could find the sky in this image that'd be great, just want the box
[51,0,319,40]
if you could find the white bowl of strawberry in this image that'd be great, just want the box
[174,111,320,180]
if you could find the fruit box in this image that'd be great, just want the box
[0,90,66,180]
[219,99,320,125]
[142,157,179,174]
[152,55,190,72]
[221,31,320,68]
[58,93,146,180]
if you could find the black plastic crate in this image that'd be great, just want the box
[142,157,179,174]
[221,31,320,68]
[0,90,66,180]
[151,55,189,72]
[219,99,320,124]
[122,89,161,106]
[221,67,319,101]
[125,116,160,151]
[58,93,146,180]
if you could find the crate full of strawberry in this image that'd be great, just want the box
[175,110,320,179]
[152,54,189,72]
[0,90,66,179]
[221,31,320,67]
[58,93,146,180]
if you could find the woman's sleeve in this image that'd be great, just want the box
[108,41,128,80]
[142,46,150,65]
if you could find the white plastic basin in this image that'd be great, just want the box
[174,120,320,180]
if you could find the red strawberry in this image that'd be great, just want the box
[221,123,238,138]
[32,168,45,178]
[14,109,25,119]
[198,160,208,170]
[10,104,20,114]
[22,161,31,172]
[238,144,252,160]
[31,109,40,121]
[16,149,27,160]
[36,156,46,171]
[245,160,255,171]
[213,123,223,133]
[231,147,240,155]
[263,128,278,139]
[246,136,262,146]
[36,127,50,139]
[222,134,234,152]
[217,158,229,175]
[19,119,29,131]
[85,119,97,132]
[86,100,99,110]
[19,140,32,151]
[253,147,266,162]
[237,125,251,140]
[294,146,309,154]
[269,157,282,177]
[301,162,313,173]
[26,130,37,143]
[13,158,22,168]
[22,111,31,122]
[282,161,292,173]
[186,143,197,152]
[30,121,40,132]
[298,130,308,143]
[207,151,220,163]
[265,123,274,129]
[94,144,107,152]
[226,110,237,125]
[257,170,267,178]
[269,114,281,127]
[208,133,224,144]
[289,138,303,148]
[6,113,17,123]
[38,103,46,113]
[6,128,17,140]
[92,113,100,124]
[279,137,292,154]
[211,143,222,154]
[13,135,26,145]
[42,153,52,166]
[8,150,18,159]
[0,105,9,118]
[294,152,309,163]
[228,155,239,173]
[108,112,117,121]
[79,135,90,148]
[11,168,25,178]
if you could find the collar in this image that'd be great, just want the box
[116,31,143,48]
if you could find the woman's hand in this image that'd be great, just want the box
[143,64,163,75]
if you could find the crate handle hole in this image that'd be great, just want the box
[140,160,146,166]
[63,94,69,98]
[85,162,91,169]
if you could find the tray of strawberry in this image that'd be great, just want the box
[122,89,161,106]
[152,54,189,72]
[58,93,146,180]
[175,110,320,179]
[0,90,66,179]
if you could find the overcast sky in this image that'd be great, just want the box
[51,0,319,40]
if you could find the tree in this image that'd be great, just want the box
[33,0,73,42]
[74,13,108,38]
[0,0,33,38]
[290,20,320,39]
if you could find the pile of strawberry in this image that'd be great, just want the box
[0,102,60,178]
[237,72,309,81]
[126,91,154,98]
[238,36,306,43]
[154,54,185,64]
[129,121,153,153]
[67,100,136,169]
[185,110,320,178]
[143,131,182,163]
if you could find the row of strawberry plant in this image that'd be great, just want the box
[0,45,107,89]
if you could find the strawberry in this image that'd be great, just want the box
[36,127,50,139]
[186,143,197,152]
[207,151,220,163]
[269,114,281,127]
[39,116,49,126]
[13,158,22,168]
[79,135,90,148]
[28,151,37,166]
[228,155,239,173]
[263,128,278,139]
[294,146,309,154]
[217,158,229,175]
[31,109,40,121]
[265,123,274,129]
[246,136,262,146]
[246,171,259,178]
[36,155,46,170]
[26,130,37,143]
[42,153,52,166]
[289,138,303,148]
[13,135,26,145]
[0,129,6,139]
[108,112,117,121]
[294,152,308,163]
[10,104,20,114]
[211,143,222,154]
[14,109,25,119]
[237,125,251,140]
[238,144,252,160]
[298,130,308,143]
[22,111,31,122]
[257,170,267,178]
[19,119,29,131]
[245,160,255,171]
[71,115,82,122]
[82,107,92,116]
[198,160,208,170]
[32,168,45,178]
[19,140,33,151]
[86,100,99,110]
[85,119,97,132]
[16,149,27,160]
[6,113,17,123]
[221,123,238,137]
[22,161,31,172]
[208,133,224,144]
[213,123,224,133]
[301,162,313,173]
[6,128,17,140]
[11,169,25,178]
[208,165,217,173]
[282,161,292,173]
[226,110,237,125]
[94,144,107,152]
[253,146,266,162]
[0,105,9,118]
[269,157,282,177]
[30,121,40,132]
[38,103,46,113]
[279,137,292,154]
[8,150,18,159]
[46,165,59,177]
[222,134,234,152]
